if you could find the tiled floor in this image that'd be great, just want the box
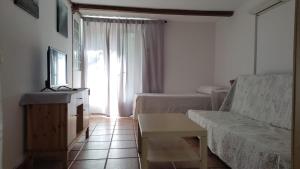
[33,115,230,169]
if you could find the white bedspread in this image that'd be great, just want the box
[133,93,211,119]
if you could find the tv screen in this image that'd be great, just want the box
[47,47,67,87]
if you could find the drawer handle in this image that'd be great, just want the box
[77,98,83,100]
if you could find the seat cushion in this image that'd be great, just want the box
[187,110,291,169]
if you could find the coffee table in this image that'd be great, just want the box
[137,113,207,169]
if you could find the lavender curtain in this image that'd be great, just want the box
[142,22,165,93]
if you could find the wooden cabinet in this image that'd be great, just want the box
[21,89,90,168]
[26,103,68,151]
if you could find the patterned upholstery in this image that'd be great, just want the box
[231,74,292,129]
[187,73,292,169]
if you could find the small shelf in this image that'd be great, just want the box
[147,137,200,162]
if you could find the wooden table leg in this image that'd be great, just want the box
[138,123,142,154]
[200,136,207,169]
[141,138,148,169]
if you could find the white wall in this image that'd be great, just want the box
[214,0,264,86]
[0,0,72,168]
[214,0,295,86]
[256,0,295,74]
[164,21,215,93]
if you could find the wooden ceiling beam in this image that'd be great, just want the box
[72,3,234,17]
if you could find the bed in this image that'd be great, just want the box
[133,86,229,119]
[133,93,212,119]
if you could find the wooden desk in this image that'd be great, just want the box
[21,89,90,168]
[137,113,207,169]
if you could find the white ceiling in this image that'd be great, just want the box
[73,0,247,22]
[72,0,247,11]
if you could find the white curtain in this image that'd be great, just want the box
[83,19,163,117]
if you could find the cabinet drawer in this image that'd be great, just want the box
[76,93,84,106]
[70,93,84,107]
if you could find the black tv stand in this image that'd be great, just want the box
[41,80,56,92]
[40,87,56,92]
[41,81,78,92]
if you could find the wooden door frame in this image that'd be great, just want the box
[0,64,2,169]
[293,0,300,168]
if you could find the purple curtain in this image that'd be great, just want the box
[142,21,165,93]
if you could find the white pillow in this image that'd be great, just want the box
[196,86,227,95]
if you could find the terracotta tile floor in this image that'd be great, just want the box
[33,115,230,169]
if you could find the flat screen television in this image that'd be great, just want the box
[43,46,68,90]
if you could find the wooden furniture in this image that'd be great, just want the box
[72,3,234,17]
[294,0,300,167]
[137,113,207,169]
[20,89,90,168]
